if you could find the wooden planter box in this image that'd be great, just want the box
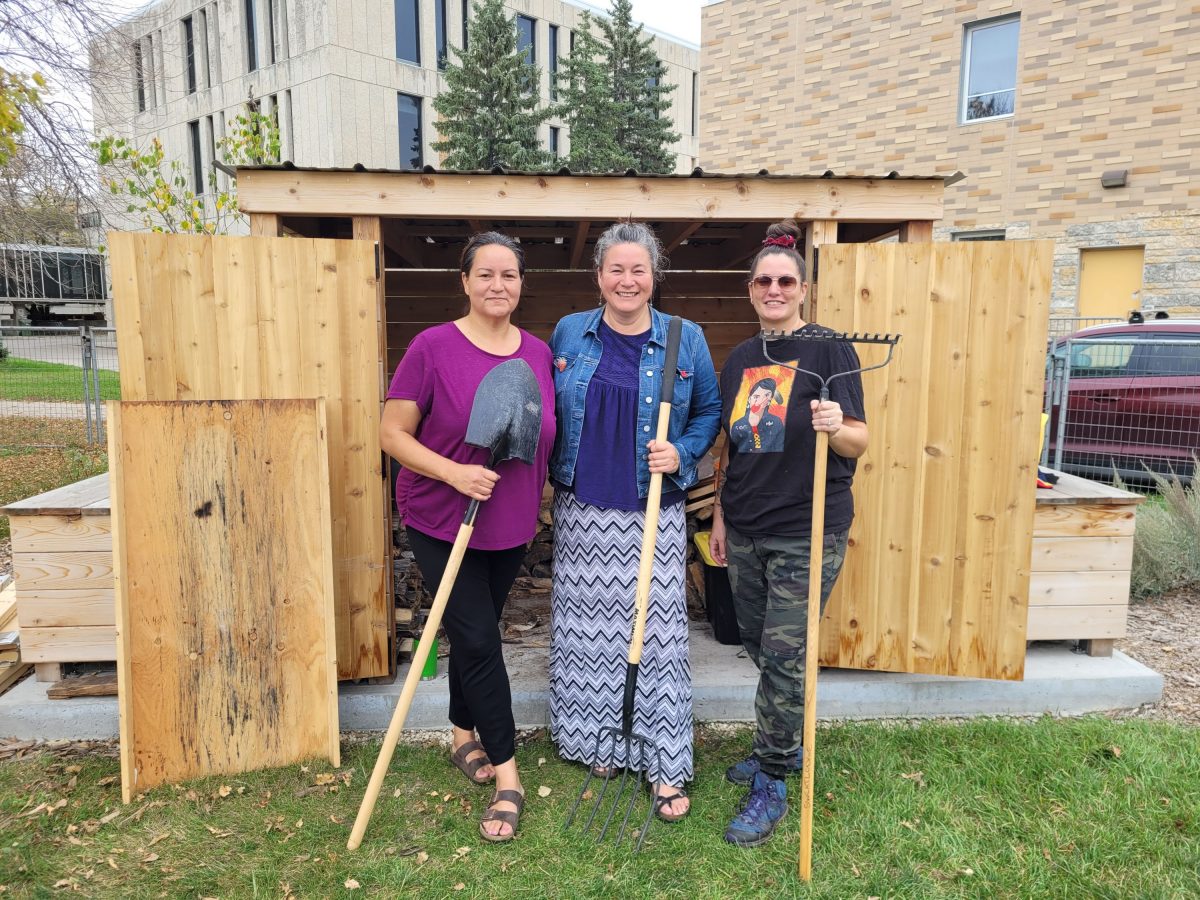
[1027,471,1143,657]
[2,475,113,680]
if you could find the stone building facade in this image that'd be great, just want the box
[92,0,699,220]
[700,0,1199,315]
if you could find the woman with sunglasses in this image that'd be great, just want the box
[708,219,868,847]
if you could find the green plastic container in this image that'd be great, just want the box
[416,636,439,679]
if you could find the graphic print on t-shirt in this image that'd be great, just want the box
[728,364,797,454]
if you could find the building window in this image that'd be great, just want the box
[266,0,277,65]
[516,15,535,66]
[133,41,146,111]
[397,93,422,170]
[461,0,469,50]
[434,0,447,69]
[198,8,212,87]
[549,126,559,157]
[961,16,1019,123]
[245,0,258,71]
[204,115,216,178]
[283,89,294,160]
[548,24,559,99]
[188,120,204,194]
[691,72,698,136]
[952,229,1006,241]
[183,16,197,93]
[395,0,420,64]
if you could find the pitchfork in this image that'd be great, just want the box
[761,328,900,882]
[563,315,684,853]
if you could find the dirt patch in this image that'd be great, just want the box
[1115,585,1200,726]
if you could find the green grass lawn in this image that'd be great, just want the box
[0,356,120,402]
[0,718,1196,898]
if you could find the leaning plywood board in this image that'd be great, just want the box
[816,241,1053,680]
[107,232,388,680]
[109,399,339,802]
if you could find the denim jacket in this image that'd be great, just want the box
[549,306,721,497]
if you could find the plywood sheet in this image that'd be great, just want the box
[109,399,339,802]
[108,233,388,680]
[816,242,1053,680]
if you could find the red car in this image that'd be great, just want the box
[1046,317,1200,484]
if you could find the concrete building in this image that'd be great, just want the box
[700,0,1200,317]
[92,0,700,219]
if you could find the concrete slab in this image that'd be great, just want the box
[0,626,1163,741]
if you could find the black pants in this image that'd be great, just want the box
[407,526,526,767]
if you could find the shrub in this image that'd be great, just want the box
[1127,460,1200,601]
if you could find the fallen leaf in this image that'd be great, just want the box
[428,790,440,798]
[416,851,429,865]
[344,878,360,890]
[851,864,862,877]
[442,793,453,802]
[203,825,233,838]
[1042,848,1052,860]
[537,757,546,766]
[537,785,552,798]
[453,846,471,860]
[900,771,926,789]
[581,789,594,801]
[147,833,169,847]
[959,867,974,876]
[237,786,246,795]
[217,785,232,798]
[142,852,159,863]
[295,819,303,829]
[901,820,918,831]
[106,857,119,870]
[330,814,345,825]
[99,809,120,825]
[825,791,834,801]
[300,765,310,773]
[314,773,335,786]
[65,765,82,774]
[393,788,403,798]
[54,879,73,889]
[453,885,465,892]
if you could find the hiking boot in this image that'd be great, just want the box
[725,748,802,786]
[724,771,788,847]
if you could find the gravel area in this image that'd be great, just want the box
[1114,586,1200,726]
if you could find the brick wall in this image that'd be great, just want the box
[700,0,1200,312]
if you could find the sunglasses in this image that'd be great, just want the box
[749,274,801,290]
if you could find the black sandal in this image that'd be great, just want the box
[450,740,494,785]
[479,789,525,843]
[652,786,689,823]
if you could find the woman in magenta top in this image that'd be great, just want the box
[379,232,555,843]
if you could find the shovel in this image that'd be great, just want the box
[760,328,900,881]
[348,358,543,851]
[563,315,684,852]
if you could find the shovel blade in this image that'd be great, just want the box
[465,358,543,466]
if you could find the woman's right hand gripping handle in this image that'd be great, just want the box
[448,463,500,502]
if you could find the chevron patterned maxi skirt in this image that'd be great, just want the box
[549,490,693,786]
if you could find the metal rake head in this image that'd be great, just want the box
[760,328,902,397]
[562,726,663,852]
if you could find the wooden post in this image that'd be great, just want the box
[351,215,397,680]
[898,220,934,243]
[35,662,63,683]
[804,220,837,323]
[249,213,281,237]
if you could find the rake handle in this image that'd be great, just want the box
[798,390,830,882]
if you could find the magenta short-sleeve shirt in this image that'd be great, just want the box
[387,323,555,550]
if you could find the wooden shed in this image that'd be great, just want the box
[103,168,1057,684]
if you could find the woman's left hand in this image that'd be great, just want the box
[646,439,680,474]
[810,399,844,435]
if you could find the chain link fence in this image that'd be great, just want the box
[0,326,117,448]
[1044,336,1200,485]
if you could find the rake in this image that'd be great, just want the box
[562,315,684,853]
[760,328,900,882]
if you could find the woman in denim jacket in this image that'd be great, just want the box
[547,220,721,822]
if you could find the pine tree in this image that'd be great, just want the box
[432,0,552,171]
[556,0,680,174]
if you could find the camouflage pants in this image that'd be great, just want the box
[725,526,848,778]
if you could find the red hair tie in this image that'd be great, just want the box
[762,235,796,249]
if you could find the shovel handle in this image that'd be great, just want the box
[348,519,474,851]
[798,386,831,881]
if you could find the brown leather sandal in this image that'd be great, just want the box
[450,740,494,785]
[479,789,525,843]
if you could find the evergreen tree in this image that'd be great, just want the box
[556,0,680,174]
[432,0,552,170]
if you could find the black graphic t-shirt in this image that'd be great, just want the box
[719,327,867,537]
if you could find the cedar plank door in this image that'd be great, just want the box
[815,242,1053,680]
[108,233,388,680]
[109,399,339,801]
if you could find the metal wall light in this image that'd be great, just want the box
[1100,169,1129,189]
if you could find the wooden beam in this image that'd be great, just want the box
[804,219,838,284]
[237,170,946,223]
[899,220,934,242]
[352,216,381,242]
[569,220,591,269]
[661,221,704,252]
[249,213,280,236]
